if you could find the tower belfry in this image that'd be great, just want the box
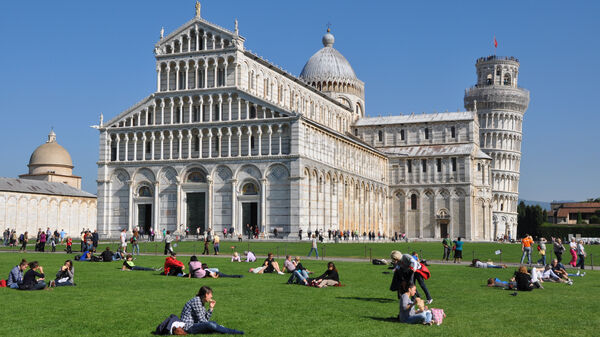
[464,55,530,239]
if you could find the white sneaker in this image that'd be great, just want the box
[278,271,284,275]
[581,272,586,277]
[426,299,433,305]
[576,271,580,276]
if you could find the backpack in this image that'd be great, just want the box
[430,308,446,325]
[155,314,182,335]
[415,264,431,280]
[372,259,388,265]
[19,234,24,243]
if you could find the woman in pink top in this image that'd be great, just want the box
[188,256,207,279]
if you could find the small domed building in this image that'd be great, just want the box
[0,131,96,236]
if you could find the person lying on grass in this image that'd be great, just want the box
[53,260,75,286]
[122,255,162,272]
[398,283,435,325]
[19,261,47,290]
[470,259,507,269]
[201,263,243,278]
[487,277,516,289]
[310,262,339,288]
[177,286,244,335]
[249,253,284,275]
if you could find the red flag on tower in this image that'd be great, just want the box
[494,36,498,48]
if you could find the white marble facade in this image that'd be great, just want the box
[96,7,525,241]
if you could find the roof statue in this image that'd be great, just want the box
[195,1,201,18]
[234,19,239,34]
[160,26,164,39]
[100,113,104,127]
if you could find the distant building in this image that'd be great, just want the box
[0,131,97,235]
[549,202,600,224]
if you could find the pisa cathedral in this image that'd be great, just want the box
[96,5,528,241]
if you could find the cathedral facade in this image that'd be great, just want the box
[96,6,527,241]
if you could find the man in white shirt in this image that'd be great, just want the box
[120,229,127,252]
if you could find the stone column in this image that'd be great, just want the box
[230,179,238,233]
[176,178,182,232]
[166,66,170,91]
[207,176,213,230]
[246,128,252,156]
[153,181,160,234]
[227,95,232,121]
[199,97,204,122]
[207,131,213,158]
[160,100,165,125]
[156,66,161,92]
[150,134,155,160]
[184,65,189,90]
[237,97,241,121]
[213,63,218,88]
[169,100,174,124]
[260,178,267,233]
[141,134,147,160]
[203,63,208,89]
[188,98,193,123]
[198,131,203,158]
[124,134,130,161]
[175,65,180,91]
[223,62,228,86]
[187,132,192,159]
[208,96,213,122]
[178,102,184,124]
[218,95,223,121]
[194,64,199,89]
[267,125,273,156]
[168,132,173,160]
[257,127,262,156]
[237,128,242,157]
[227,128,232,157]
[127,180,134,232]
[160,133,165,160]
[217,130,222,158]
[277,126,283,155]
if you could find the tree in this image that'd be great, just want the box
[577,212,583,224]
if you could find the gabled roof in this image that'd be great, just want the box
[0,177,96,199]
[156,17,243,48]
[355,111,474,126]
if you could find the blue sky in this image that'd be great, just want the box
[1,1,598,202]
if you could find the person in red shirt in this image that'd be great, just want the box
[66,237,73,254]
[164,252,185,276]
[520,235,533,265]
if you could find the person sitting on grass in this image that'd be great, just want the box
[54,260,75,286]
[398,283,434,325]
[122,254,161,272]
[231,252,242,262]
[178,286,244,335]
[487,277,516,289]
[470,259,507,269]
[188,256,209,279]
[550,259,584,280]
[312,262,339,288]
[164,252,186,276]
[390,251,433,304]
[100,247,114,262]
[253,253,285,275]
[7,259,27,289]
[244,251,256,263]
[541,265,572,285]
[513,266,538,291]
[287,257,311,285]
[19,261,47,290]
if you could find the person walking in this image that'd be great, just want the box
[202,235,210,255]
[553,238,565,263]
[307,234,319,258]
[213,235,220,255]
[520,234,533,265]
[568,237,578,267]
[536,238,547,266]
[452,237,463,263]
[576,240,586,270]
[19,232,28,252]
[131,231,140,256]
[164,231,173,255]
[442,234,452,262]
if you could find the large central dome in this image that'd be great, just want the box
[299,30,358,83]
[28,130,74,171]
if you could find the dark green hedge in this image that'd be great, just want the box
[538,224,600,238]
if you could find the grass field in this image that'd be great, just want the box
[1,248,599,336]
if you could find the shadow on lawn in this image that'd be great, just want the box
[364,316,399,323]
[337,296,395,303]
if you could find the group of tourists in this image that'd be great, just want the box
[520,235,587,269]
[6,258,75,290]
[441,235,464,263]
[487,258,585,291]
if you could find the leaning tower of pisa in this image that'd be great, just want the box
[464,55,529,239]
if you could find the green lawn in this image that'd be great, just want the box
[1,250,599,336]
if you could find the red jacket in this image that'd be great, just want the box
[164,257,184,275]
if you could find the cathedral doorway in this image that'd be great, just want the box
[439,221,449,238]
[242,202,258,235]
[187,192,206,235]
[137,204,152,234]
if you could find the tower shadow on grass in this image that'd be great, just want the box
[336,296,395,303]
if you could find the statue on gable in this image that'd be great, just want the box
[160,27,164,39]
[195,1,201,18]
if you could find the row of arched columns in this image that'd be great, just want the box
[302,167,388,236]
[479,111,523,131]
[492,173,520,194]
[106,123,291,162]
[157,56,236,92]
[488,152,521,172]
[493,193,518,214]
[303,124,387,182]
[481,132,522,152]
[110,94,284,128]
[158,25,232,55]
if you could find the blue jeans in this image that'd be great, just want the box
[9,283,19,289]
[537,255,546,265]
[308,247,319,257]
[520,247,531,264]
[406,311,432,324]
[288,270,309,284]
[56,280,74,286]
[186,321,243,335]
[132,244,140,255]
